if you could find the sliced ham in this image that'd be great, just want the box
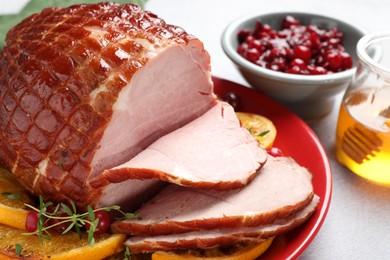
[125,195,319,253]
[91,102,267,192]
[112,156,314,236]
[0,3,319,253]
[0,3,264,209]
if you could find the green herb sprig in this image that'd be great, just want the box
[24,196,140,246]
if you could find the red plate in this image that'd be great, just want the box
[213,77,332,260]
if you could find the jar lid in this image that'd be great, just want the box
[357,31,390,78]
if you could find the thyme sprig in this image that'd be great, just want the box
[24,196,140,246]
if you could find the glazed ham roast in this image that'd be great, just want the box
[0,3,266,210]
[0,2,319,255]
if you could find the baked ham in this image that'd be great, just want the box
[125,195,319,253]
[112,156,314,236]
[0,2,266,209]
[0,2,319,255]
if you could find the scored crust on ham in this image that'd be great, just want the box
[112,156,314,236]
[0,3,266,209]
[125,195,319,253]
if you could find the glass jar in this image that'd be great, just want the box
[335,31,390,185]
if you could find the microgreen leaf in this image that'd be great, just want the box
[15,243,23,255]
[258,130,270,137]
[87,226,95,246]
[74,224,82,239]
[1,192,21,200]
[124,247,131,260]
[87,205,95,221]
[60,203,73,216]
[126,213,141,220]
[70,201,77,214]
[61,221,75,235]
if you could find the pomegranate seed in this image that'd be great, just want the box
[248,39,263,52]
[324,50,342,71]
[237,44,247,55]
[253,20,263,36]
[261,24,273,33]
[290,58,306,69]
[267,147,284,157]
[307,65,327,75]
[293,45,311,63]
[285,65,302,74]
[245,35,256,45]
[245,48,261,62]
[340,51,353,69]
[273,58,287,71]
[236,15,352,75]
[237,29,252,44]
[282,15,300,29]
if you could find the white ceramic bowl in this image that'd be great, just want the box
[221,11,369,118]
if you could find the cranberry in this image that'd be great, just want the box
[25,211,40,232]
[85,210,111,236]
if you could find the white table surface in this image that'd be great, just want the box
[2,1,390,259]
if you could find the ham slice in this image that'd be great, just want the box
[125,195,319,253]
[91,102,266,191]
[112,156,314,236]
[0,3,264,209]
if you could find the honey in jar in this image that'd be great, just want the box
[335,32,390,185]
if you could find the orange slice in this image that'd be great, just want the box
[151,238,274,260]
[0,223,126,260]
[0,168,34,230]
[236,112,277,149]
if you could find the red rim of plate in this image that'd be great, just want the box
[213,76,332,260]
